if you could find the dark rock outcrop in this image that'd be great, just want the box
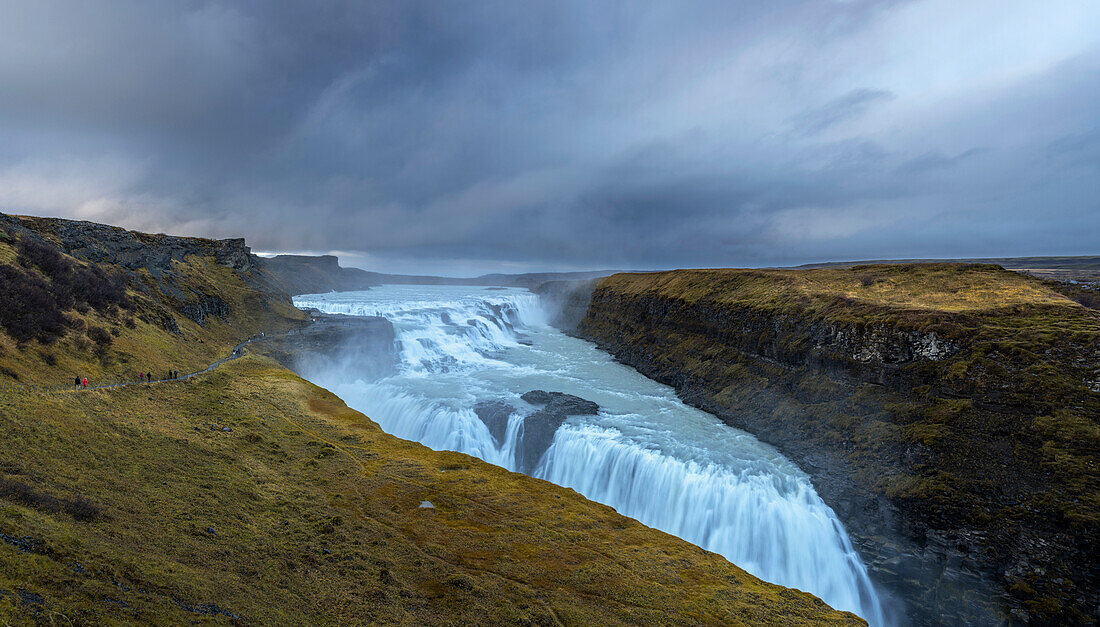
[179,296,231,326]
[474,401,516,445]
[515,391,599,473]
[256,316,398,383]
[470,392,601,473]
[162,315,181,334]
[2,214,254,274]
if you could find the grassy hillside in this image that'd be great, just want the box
[0,215,859,624]
[0,215,304,387]
[0,358,860,625]
[581,264,1100,623]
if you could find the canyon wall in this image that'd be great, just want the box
[567,266,1099,625]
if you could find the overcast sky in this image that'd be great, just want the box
[1,1,1097,275]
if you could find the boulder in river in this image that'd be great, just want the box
[473,401,516,445]
[515,391,599,474]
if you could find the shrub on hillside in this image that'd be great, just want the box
[72,264,129,311]
[1070,290,1100,310]
[86,325,113,347]
[17,237,71,281]
[0,236,132,343]
[18,237,131,313]
[0,265,67,343]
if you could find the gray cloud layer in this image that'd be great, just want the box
[1,0,1097,274]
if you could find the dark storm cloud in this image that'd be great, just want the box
[0,0,1097,274]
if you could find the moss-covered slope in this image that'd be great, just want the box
[578,264,1099,624]
[0,358,861,625]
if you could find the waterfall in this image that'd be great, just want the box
[295,285,886,625]
[538,424,881,620]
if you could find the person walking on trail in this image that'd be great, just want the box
[74,376,80,387]
[81,377,88,388]
[139,372,144,383]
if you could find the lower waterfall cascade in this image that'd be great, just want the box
[295,285,887,624]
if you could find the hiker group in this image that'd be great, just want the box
[59,333,267,393]
[138,370,179,383]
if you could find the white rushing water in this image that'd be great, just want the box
[295,285,885,624]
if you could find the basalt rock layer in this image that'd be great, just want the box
[3,214,254,274]
[575,264,1100,625]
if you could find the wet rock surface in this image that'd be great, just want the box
[474,401,515,445]
[471,392,601,474]
[515,391,599,474]
[255,316,398,383]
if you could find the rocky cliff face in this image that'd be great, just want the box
[5,214,254,274]
[0,212,306,385]
[258,255,381,296]
[179,296,232,326]
[533,279,600,332]
[569,266,1099,626]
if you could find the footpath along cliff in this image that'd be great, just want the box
[568,264,1099,625]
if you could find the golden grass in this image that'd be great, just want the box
[605,264,1077,313]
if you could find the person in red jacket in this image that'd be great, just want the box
[81,377,88,388]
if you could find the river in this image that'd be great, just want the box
[294,285,885,624]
